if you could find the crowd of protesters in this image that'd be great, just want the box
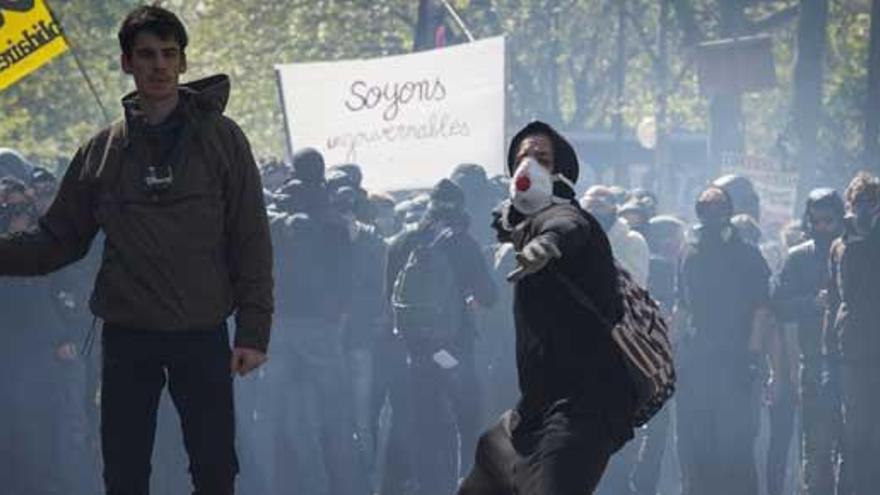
[3,134,879,494]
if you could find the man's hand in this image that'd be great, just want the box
[507,236,562,282]
[230,347,268,377]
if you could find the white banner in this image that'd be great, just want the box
[276,37,505,191]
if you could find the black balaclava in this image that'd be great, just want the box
[423,179,468,232]
[291,147,326,184]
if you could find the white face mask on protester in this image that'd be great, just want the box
[510,157,554,215]
[509,157,574,215]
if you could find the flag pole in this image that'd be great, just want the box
[439,0,475,42]
[45,2,112,123]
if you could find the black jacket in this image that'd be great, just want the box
[509,203,632,422]
[678,232,771,365]
[270,194,352,323]
[385,214,497,349]
[0,75,274,351]
[826,220,880,364]
[774,239,832,361]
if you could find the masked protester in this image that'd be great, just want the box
[0,148,33,184]
[582,185,650,286]
[331,184,389,481]
[617,189,657,239]
[458,121,633,495]
[269,150,367,495]
[825,172,880,495]
[773,188,846,495]
[0,7,274,493]
[451,163,498,248]
[30,167,58,216]
[260,158,291,194]
[370,192,400,238]
[617,215,685,495]
[386,178,496,495]
[675,186,775,495]
[0,177,86,493]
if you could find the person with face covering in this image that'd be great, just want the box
[268,156,366,495]
[825,172,880,495]
[386,178,497,495]
[773,188,846,495]
[675,186,774,495]
[458,121,634,495]
[0,177,86,493]
[582,186,650,286]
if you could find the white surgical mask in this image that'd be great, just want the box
[510,157,553,215]
[509,157,575,216]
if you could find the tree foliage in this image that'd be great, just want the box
[0,0,873,180]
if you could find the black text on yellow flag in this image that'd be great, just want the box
[0,0,68,92]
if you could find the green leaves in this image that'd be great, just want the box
[0,0,871,181]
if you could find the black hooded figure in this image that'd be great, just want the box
[459,121,635,495]
[385,178,498,495]
[773,188,846,495]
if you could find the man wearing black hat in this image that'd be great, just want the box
[459,121,634,495]
[386,178,496,495]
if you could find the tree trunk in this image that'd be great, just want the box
[655,0,671,205]
[792,0,829,208]
[707,0,746,181]
[413,0,443,52]
[866,0,880,174]
[614,0,629,186]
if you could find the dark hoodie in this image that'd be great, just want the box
[774,189,844,361]
[826,214,880,364]
[0,75,274,351]
[501,122,632,438]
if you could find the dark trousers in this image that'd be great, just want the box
[800,359,843,495]
[767,375,797,495]
[677,363,759,495]
[372,333,417,495]
[840,363,880,495]
[101,325,238,495]
[580,405,668,495]
[459,406,622,495]
[631,404,671,495]
[409,347,482,495]
[270,317,366,495]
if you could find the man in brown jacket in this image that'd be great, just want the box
[0,6,273,495]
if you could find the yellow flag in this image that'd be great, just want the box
[0,0,68,91]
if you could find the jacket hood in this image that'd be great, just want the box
[507,121,579,186]
[121,74,231,129]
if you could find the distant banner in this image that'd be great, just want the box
[276,37,505,191]
[721,152,797,222]
[0,0,67,91]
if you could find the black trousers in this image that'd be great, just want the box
[101,324,238,495]
[840,363,880,495]
[409,347,482,495]
[459,406,624,495]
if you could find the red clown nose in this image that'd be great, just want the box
[516,174,532,192]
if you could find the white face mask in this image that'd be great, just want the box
[510,157,553,215]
